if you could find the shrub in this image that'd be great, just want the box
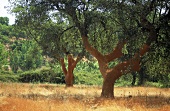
[0,71,19,82]
[158,74,170,88]
[19,67,65,84]
[115,74,133,87]
[74,70,102,85]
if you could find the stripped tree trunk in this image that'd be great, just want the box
[60,54,81,87]
[81,27,155,98]
[66,0,158,98]
[101,45,149,97]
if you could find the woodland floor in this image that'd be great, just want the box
[0,83,170,111]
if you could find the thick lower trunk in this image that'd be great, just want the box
[65,71,74,87]
[60,54,81,87]
[101,71,118,98]
[138,66,145,85]
[101,79,115,98]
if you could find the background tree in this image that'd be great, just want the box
[10,40,44,73]
[0,17,9,26]
[38,23,86,87]
[0,42,9,70]
[9,1,86,86]
[129,0,170,87]
[0,16,13,38]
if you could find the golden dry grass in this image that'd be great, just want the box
[0,83,169,111]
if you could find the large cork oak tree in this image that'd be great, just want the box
[57,0,159,97]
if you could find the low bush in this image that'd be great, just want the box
[144,81,163,87]
[0,71,19,82]
[115,74,133,87]
[158,74,170,88]
[74,70,103,85]
[19,67,65,84]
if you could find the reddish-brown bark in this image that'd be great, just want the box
[101,43,150,97]
[78,2,157,98]
[60,54,81,87]
[81,31,155,98]
[104,41,127,63]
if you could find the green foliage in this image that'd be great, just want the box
[19,67,65,83]
[76,61,99,72]
[74,70,102,85]
[0,35,10,43]
[0,17,15,38]
[158,74,170,88]
[0,24,10,36]
[74,61,100,85]
[9,27,27,38]
[144,82,164,88]
[115,74,133,87]
[10,40,44,72]
[141,42,170,87]
[0,74,18,82]
[0,16,27,39]
[0,17,9,25]
[0,71,19,82]
[0,43,9,68]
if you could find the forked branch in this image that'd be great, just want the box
[104,40,126,63]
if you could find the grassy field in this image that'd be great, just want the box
[0,83,169,111]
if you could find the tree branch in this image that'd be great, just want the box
[60,58,67,76]
[108,43,150,78]
[82,36,104,61]
[68,54,75,68]
[72,55,82,69]
[59,26,75,36]
[104,40,126,63]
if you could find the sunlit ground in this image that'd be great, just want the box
[0,83,169,111]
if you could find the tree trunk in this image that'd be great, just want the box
[80,15,154,97]
[101,66,124,98]
[101,74,115,98]
[100,51,148,98]
[65,70,74,87]
[60,54,82,87]
[81,35,149,98]
[131,72,137,86]
[138,66,145,85]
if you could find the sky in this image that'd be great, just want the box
[0,0,15,25]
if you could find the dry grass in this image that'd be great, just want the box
[0,83,169,111]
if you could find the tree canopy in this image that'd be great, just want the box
[9,0,169,55]
[0,17,9,26]
[8,0,170,97]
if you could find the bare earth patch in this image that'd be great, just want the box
[0,83,169,111]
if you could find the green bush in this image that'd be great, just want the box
[115,74,133,87]
[158,74,170,88]
[0,71,19,82]
[0,35,10,43]
[144,81,163,87]
[19,67,65,83]
[76,61,99,72]
[74,70,103,85]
